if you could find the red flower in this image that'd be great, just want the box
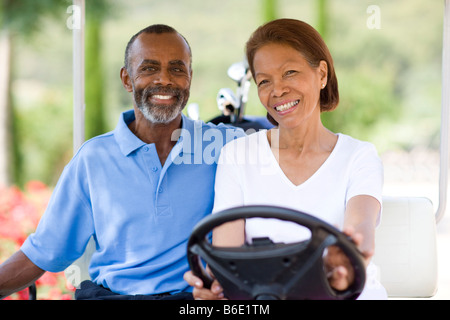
[36,271,59,287]
[0,182,74,300]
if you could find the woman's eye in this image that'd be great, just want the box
[284,70,297,76]
[257,79,269,87]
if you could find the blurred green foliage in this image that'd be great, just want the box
[263,0,278,22]
[0,0,70,186]
[7,0,445,186]
[84,0,117,140]
[0,0,67,35]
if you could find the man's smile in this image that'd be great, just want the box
[150,94,177,104]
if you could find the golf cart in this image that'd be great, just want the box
[29,0,450,300]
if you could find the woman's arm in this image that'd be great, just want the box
[344,194,380,261]
[212,219,245,247]
[325,194,380,290]
[184,141,246,299]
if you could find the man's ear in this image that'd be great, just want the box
[120,67,133,92]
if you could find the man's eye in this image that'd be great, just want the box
[141,66,156,72]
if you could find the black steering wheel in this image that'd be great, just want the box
[187,205,366,300]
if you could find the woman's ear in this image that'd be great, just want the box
[319,60,328,85]
[120,67,133,92]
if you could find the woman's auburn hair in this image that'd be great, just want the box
[245,18,339,124]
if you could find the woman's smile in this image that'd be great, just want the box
[273,99,300,113]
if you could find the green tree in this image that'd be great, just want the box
[319,3,404,149]
[84,0,111,140]
[262,0,277,22]
[0,1,116,186]
[0,0,68,186]
[316,0,328,40]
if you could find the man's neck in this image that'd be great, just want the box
[129,111,183,166]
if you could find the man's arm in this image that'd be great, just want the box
[0,250,45,299]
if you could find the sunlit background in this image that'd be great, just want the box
[0,0,443,186]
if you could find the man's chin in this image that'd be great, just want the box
[139,105,184,125]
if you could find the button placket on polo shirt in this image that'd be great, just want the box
[153,140,186,218]
[140,144,163,210]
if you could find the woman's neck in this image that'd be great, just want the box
[268,118,336,155]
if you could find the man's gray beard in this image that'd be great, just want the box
[134,84,189,124]
[138,102,184,124]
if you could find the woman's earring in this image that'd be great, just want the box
[321,83,326,89]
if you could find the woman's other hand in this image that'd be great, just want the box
[183,270,226,300]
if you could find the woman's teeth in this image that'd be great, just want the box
[275,100,299,112]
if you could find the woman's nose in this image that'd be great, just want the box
[271,79,289,97]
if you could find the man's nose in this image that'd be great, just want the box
[153,69,173,86]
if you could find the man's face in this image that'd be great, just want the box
[124,32,192,124]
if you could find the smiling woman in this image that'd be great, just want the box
[184,18,387,300]
[252,43,327,130]
[246,19,339,126]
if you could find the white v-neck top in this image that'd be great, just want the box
[213,129,386,299]
[213,130,383,227]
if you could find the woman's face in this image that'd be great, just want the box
[253,43,327,129]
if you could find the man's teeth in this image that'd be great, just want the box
[153,94,172,100]
[275,100,299,112]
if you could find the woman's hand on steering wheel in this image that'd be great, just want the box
[324,226,373,291]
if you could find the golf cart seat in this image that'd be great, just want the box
[373,196,438,298]
[64,237,95,289]
[63,196,438,298]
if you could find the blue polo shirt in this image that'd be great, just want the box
[21,110,244,295]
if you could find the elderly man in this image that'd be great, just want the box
[0,24,243,300]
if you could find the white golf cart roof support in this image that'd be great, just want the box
[437,0,450,223]
[72,0,85,154]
